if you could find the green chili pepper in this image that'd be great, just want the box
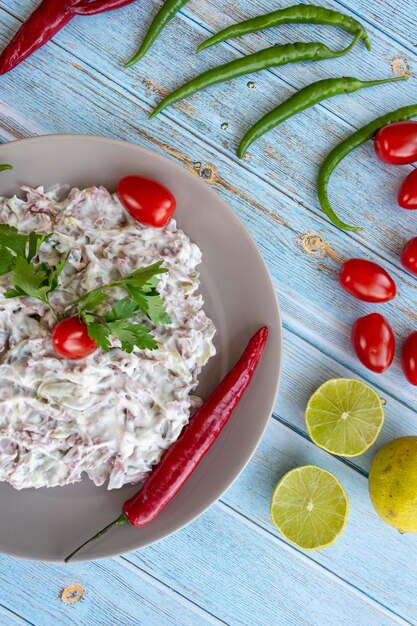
[0,164,13,172]
[318,104,417,231]
[197,4,371,53]
[238,75,407,158]
[150,34,360,118]
[125,0,189,67]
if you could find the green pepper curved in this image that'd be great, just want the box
[238,75,407,158]
[125,0,189,67]
[197,4,371,53]
[318,104,417,231]
[0,164,13,172]
[150,35,360,118]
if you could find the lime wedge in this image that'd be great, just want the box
[305,378,384,457]
[270,465,349,550]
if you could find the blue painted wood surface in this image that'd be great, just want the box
[0,0,416,624]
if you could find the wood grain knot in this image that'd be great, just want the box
[390,57,412,77]
[297,232,344,264]
[299,233,327,257]
[192,162,218,184]
[60,584,84,604]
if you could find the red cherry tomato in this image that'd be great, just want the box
[117,176,176,228]
[402,332,417,385]
[374,121,417,165]
[351,313,395,373]
[401,237,417,275]
[52,317,97,360]
[339,258,396,303]
[398,169,417,209]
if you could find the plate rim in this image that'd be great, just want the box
[0,134,282,562]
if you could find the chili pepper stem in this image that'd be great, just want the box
[65,513,128,562]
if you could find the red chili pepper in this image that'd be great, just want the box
[0,0,136,75]
[65,327,268,562]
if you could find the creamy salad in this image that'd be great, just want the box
[0,185,216,489]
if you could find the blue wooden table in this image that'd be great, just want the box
[0,0,416,624]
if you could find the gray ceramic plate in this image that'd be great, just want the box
[0,135,281,562]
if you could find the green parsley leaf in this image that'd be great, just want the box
[0,224,28,257]
[3,287,25,298]
[103,298,139,322]
[125,284,149,313]
[27,232,50,262]
[11,256,50,301]
[85,320,112,351]
[123,261,168,288]
[79,290,107,313]
[125,285,170,325]
[48,253,69,292]
[0,246,14,276]
[145,294,171,325]
[107,320,158,351]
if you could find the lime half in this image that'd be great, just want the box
[270,465,349,550]
[305,378,384,457]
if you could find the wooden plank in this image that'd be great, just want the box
[0,554,220,626]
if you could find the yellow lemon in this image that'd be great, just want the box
[369,437,417,532]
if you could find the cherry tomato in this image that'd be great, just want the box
[402,332,417,385]
[117,176,176,228]
[374,121,417,165]
[52,317,97,360]
[401,237,417,275]
[398,169,417,209]
[339,258,396,303]
[351,313,395,373]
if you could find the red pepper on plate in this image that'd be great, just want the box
[0,0,137,75]
[65,326,268,562]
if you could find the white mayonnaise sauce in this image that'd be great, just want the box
[0,185,216,489]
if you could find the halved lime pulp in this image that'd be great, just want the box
[270,465,349,550]
[305,378,384,457]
